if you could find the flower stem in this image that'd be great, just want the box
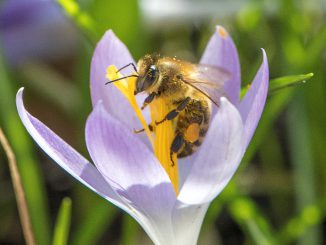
[0,128,36,245]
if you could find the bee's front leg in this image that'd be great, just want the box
[141,92,157,110]
[155,97,191,126]
[133,123,154,134]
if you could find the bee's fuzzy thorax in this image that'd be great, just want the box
[135,53,216,159]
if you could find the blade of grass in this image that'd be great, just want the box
[71,200,117,245]
[278,2,322,243]
[286,94,320,244]
[88,0,145,59]
[0,128,36,245]
[258,128,291,223]
[278,198,326,243]
[121,214,140,245]
[228,196,277,245]
[56,0,99,45]
[240,73,313,98]
[268,73,313,94]
[52,197,72,245]
[0,49,51,244]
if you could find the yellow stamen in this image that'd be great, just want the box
[106,66,154,147]
[217,26,228,38]
[106,65,179,194]
[150,98,178,194]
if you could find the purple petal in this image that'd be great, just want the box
[90,30,150,132]
[85,102,177,243]
[200,26,241,105]
[238,49,269,147]
[172,202,210,245]
[15,88,127,210]
[17,88,175,244]
[0,0,78,66]
[177,157,194,189]
[178,97,245,205]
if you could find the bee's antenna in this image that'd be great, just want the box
[105,75,139,85]
[117,63,138,74]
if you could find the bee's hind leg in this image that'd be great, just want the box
[156,97,191,126]
[170,133,185,166]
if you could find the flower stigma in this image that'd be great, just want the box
[106,65,179,194]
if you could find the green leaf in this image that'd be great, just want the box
[269,73,313,93]
[53,198,72,245]
[240,73,313,98]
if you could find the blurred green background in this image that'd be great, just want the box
[0,0,325,244]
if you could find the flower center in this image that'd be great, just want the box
[106,65,179,194]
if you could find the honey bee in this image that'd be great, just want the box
[109,54,229,164]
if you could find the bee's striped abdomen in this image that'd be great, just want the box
[174,98,210,158]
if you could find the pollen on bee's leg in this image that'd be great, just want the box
[184,123,200,143]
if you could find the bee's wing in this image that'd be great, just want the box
[182,64,230,106]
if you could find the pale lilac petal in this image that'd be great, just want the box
[238,49,269,147]
[172,202,210,245]
[17,88,173,244]
[200,26,241,105]
[90,30,150,132]
[178,97,245,205]
[85,102,176,243]
[85,102,172,189]
[15,88,127,209]
[177,157,193,189]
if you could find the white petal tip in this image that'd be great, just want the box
[220,97,228,103]
[17,87,24,98]
[261,48,267,62]
[16,87,25,108]
[104,29,115,38]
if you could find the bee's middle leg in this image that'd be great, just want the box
[155,97,191,125]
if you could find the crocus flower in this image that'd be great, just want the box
[0,0,78,66]
[16,26,268,244]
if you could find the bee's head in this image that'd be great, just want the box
[135,54,160,94]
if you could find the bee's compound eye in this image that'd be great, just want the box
[146,65,158,85]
